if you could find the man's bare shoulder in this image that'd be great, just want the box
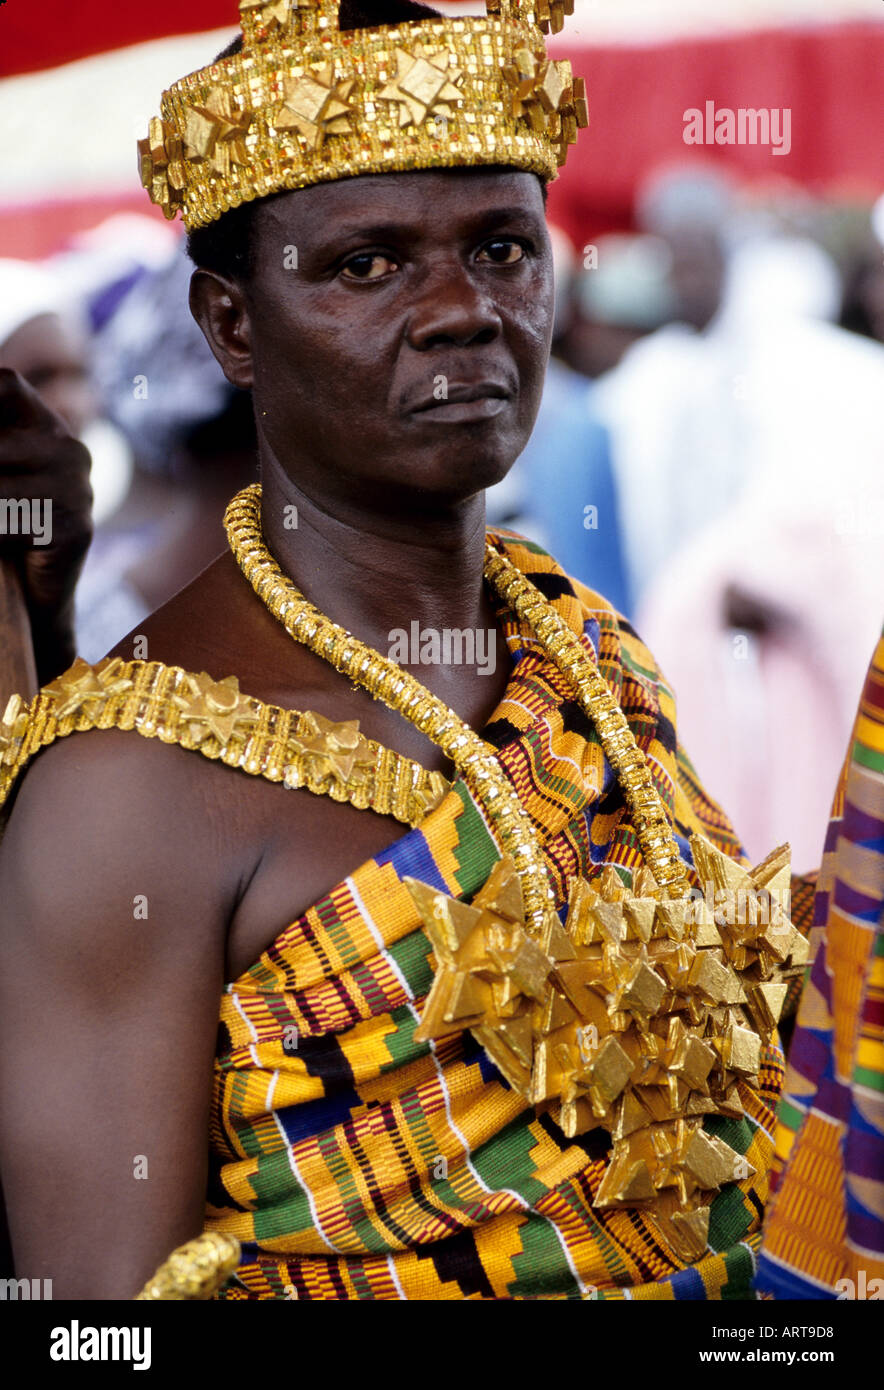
[107,551,299,698]
[0,720,244,931]
[105,548,393,729]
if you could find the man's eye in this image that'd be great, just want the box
[340,253,398,281]
[477,240,526,265]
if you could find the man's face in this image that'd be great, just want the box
[242,166,553,512]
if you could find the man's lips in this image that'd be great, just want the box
[405,381,512,423]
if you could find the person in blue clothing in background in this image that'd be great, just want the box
[486,229,675,619]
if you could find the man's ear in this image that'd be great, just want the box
[189,270,253,390]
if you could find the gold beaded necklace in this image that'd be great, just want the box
[224,484,690,934]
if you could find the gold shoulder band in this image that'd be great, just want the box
[0,658,449,828]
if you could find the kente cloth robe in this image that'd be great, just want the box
[757,627,884,1299]
[0,529,823,1298]
[196,532,817,1300]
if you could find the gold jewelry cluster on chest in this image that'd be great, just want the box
[408,844,807,1262]
[0,659,448,830]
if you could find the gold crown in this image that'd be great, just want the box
[138,0,588,230]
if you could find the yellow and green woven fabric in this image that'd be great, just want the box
[205,532,816,1300]
[758,627,884,1298]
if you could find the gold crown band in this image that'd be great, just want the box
[139,1,588,230]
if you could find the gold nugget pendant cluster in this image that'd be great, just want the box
[407,840,807,1261]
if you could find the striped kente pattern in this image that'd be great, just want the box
[207,532,816,1300]
[757,628,884,1299]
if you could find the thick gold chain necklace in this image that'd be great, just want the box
[224,484,689,931]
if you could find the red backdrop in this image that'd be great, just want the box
[1,6,882,252]
[0,0,242,77]
[547,21,884,243]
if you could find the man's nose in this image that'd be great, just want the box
[405,262,503,350]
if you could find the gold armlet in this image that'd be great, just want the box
[134,1232,241,1300]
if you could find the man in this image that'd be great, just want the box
[0,0,815,1301]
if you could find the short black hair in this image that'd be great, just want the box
[187,0,444,280]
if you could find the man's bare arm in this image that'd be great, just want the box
[0,731,236,1299]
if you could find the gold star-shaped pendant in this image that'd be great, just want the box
[137,116,183,210]
[409,859,550,1048]
[408,832,806,1263]
[171,672,259,747]
[138,119,163,176]
[287,710,374,784]
[502,47,543,122]
[536,59,567,114]
[503,51,571,131]
[377,47,464,129]
[43,657,133,722]
[273,67,355,150]
[183,92,254,178]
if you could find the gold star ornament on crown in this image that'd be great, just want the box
[406,834,808,1262]
[138,1,588,229]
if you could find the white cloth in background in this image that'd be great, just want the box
[594,233,884,869]
[592,235,849,604]
[0,257,65,347]
[638,481,884,872]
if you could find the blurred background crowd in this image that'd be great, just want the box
[1,0,883,872]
